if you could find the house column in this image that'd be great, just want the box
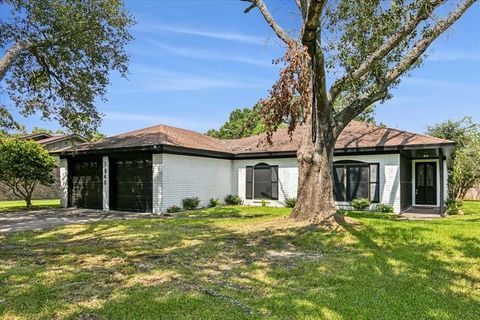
[103,156,109,211]
[59,158,68,208]
[439,148,445,215]
[152,153,163,214]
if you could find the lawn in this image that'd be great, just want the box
[0,199,60,213]
[0,203,479,319]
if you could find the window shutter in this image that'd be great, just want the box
[369,163,380,202]
[246,166,253,199]
[271,166,279,200]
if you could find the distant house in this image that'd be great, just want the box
[54,121,455,214]
[0,133,87,201]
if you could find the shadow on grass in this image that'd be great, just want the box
[0,209,479,319]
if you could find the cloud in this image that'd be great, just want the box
[427,51,480,62]
[135,23,266,45]
[117,66,270,92]
[138,40,275,67]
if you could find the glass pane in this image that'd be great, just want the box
[254,167,271,199]
[271,166,278,182]
[369,164,378,183]
[370,183,379,202]
[348,166,369,200]
[417,165,425,186]
[426,165,435,186]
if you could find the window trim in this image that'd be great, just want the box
[333,161,380,203]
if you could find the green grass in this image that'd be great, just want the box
[0,204,479,319]
[462,200,480,215]
[0,199,60,213]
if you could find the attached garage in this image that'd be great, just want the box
[109,155,153,212]
[68,158,103,209]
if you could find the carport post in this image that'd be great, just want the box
[103,156,110,211]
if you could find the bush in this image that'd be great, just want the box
[208,198,221,208]
[445,198,460,215]
[166,205,182,213]
[284,198,297,208]
[375,203,394,213]
[260,199,269,207]
[182,197,201,210]
[351,198,371,211]
[224,194,243,205]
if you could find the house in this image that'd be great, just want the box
[53,121,455,214]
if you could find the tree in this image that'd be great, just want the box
[207,105,269,139]
[0,138,56,208]
[426,117,480,200]
[241,0,476,223]
[0,0,134,136]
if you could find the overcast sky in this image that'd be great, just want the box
[4,0,480,136]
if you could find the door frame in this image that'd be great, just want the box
[412,159,440,207]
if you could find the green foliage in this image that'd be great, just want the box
[374,203,394,213]
[260,199,269,207]
[445,199,460,215]
[182,197,201,210]
[224,194,243,205]
[0,0,134,136]
[351,198,371,211]
[207,105,282,139]
[0,138,56,207]
[334,95,377,124]
[166,205,182,213]
[208,198,221,208]
[427,117,480,199]
[284,197,297,208]
[426,117,479,149]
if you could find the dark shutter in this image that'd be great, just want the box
[347,166,369,200]
[271,166,279,200]
[246,166,253,199]
[369,163,380,202]
[333,166,346,201]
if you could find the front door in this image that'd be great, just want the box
[415,162,436,205]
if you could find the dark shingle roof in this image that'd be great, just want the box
[58,121,454,155]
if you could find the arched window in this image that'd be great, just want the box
[245,163,278,200]
[333,161,379,202]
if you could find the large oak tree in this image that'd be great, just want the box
[242,0,476,223]
[0,0,134,135]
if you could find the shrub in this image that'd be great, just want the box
[260,199,269,207]
[182,197,201,210]
[208,198,221,208]
[445,198,459,215]
[375,203,394,213]
[284,198,297,208]
[351,198,371,211]
[166,205,182,213]
[224,194,243,205]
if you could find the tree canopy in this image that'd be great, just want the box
[0,137,56,207]
[206,106,269,139]
[0,0,134,136]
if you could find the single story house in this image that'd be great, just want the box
[53,121,455,214]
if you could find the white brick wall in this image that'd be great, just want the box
[334,154,401,213]
[233,158,298,207]
[233,154,401,212]
[59,158,68,208]
[152,153,164,214]
[102,156,109,211]
[157,154,232,212]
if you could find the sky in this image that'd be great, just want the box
[3,0,480,136]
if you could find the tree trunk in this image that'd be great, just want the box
[290,110,338,224]
[0,41,32,81]
[25,197,32,209]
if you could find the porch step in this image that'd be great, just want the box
[402,206,441,214]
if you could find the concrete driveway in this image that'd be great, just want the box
[0,208,159,234]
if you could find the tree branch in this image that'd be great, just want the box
[329,0,446,102]
[384,0,476,84]
[302,0,326,51]
[242,0,294,44]
[0,41,34,81]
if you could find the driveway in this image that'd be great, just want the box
[0,208,160,234]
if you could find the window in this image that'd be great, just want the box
[246,163,279,200]
[333,162,380,202]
